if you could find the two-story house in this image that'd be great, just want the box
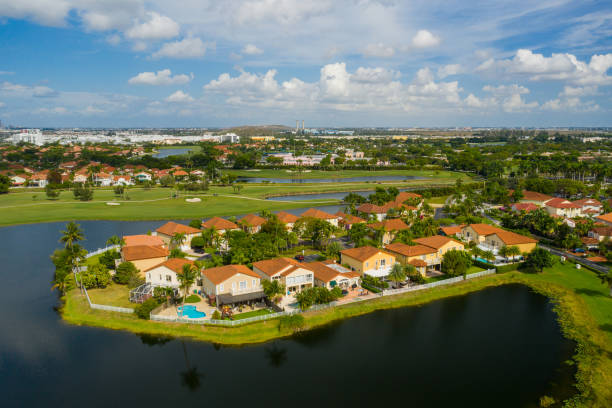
[154,221,202,251]
[200,264,265,308]
[300,208,340,227]
[306,260,361,290]
[368,218,410,245]
[340,246,396,278]
[238,213,267,234]
[252,257,314,294]
[144,258,199,290]
[276,211,300,231]
[384,243,437,276]
[544,198,582,218]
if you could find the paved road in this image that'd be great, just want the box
[539,244,609,274]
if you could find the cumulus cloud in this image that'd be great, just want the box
[128,69,192,85]
[0,101,5,107]
[1,81,57,98]
[482,83,537,112]
[152,37,212,59]
[477,49,612,85]
[166,90,194,102]
[363,43,395,58]
[126,12,179,40]
[242,44,263,55]
[233,0,333,25]
[411,30,440,48]
[437,64,462,79]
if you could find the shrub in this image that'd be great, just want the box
[191,236,205,249]
[99,249,121,270]
[134,298,160,320]
[330,286,343,300]
[278,314,305,333]
[80,263,111,289]
[211,310,221,320]
[361,283,381,293]
[73,184,93,201]
[169,248,186,259]
[185,294,201,303]
[114,261,138,285]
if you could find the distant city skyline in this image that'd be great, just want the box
[0,1,611,127]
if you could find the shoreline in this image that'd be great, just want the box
[60,270,612,406]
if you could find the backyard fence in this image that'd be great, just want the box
[382,269,496,296]
[82,285,134,314]
[85,245,119,259]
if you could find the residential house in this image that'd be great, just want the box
[511,203,539,213]
[301,208,339,227]
[10,175,26,186]
[276,211,300,231]
[154,221,202,250]
[335,211,366,230]
[413,235,465,258]
[94,172,113,186]
[439,225,465,236]
[144,258,199,290]
[573,198,602,216]
[113,175,133,186]
[340,246,396,277]
[595,213,612,227]
[368,218,409,245]
[121,245,169,274]
[306,260,361,290]
[510,190,553,206]
[356,203,388,221]
[588,226,612,242]
[238,213,267,234]
[545,198,582,218]
[134,172,152,182]
[172,170,189,180]
[73,173,88,183]
[123,234,165,248]
[201,216,240,234]
[29,173,48,187]
[384,242,437,276]
[459,224,537,254]
[200,264,265,308]
[253,257,314,294]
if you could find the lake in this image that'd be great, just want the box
[0,220,575,407]
[237,175,425,183]
[153,147,193,158]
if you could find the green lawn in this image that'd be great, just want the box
[425,195,449,205]
[232,308,273,320]
[86,283,133,308]
[1,172,467,226]
[466,265,486,274]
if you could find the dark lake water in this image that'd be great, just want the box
[0,219,575,407]
[153,148,193,158]
[237,175,425,183]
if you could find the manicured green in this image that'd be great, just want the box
[223,169,466,180]
[184,294,201,303]
[86,283,133,308]
[232,308,273,320]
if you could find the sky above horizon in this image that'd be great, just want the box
[0,0,611,128]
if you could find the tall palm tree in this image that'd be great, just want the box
[171,232,187,249]
[105,235,125,247]
[387,263,406,289]
[180,341,203,391]
[177,264,199,313]
[60,221,84,251]
[507,246,521,262]
[499,245,510,262]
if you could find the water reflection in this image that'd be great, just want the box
[180,341,204,392]
[264,343,288,368]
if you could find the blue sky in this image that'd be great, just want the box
[0,0,610,128]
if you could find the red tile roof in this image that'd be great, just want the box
[202,216,239,230]
[385,242,436,256]
[276,211,300,224]
[301,208,337,220]
[239,213,267,227]
[122,245,169,261]
[201,264,259,285]
[546,198,581,209]
[341,246,393,262]
[155,221,201,236]
[413,235,462,250]
[143,258,195,274]
[123,234,165,247]
[368,218,409,231]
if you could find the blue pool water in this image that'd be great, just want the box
[178,305,206,318]
[475,257,492,264]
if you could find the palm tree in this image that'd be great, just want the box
[171,232,187,249]
[262,279,286,303]
[499,245,510,263]
[326,241,342,260]
[105,235,125,247]
[60,221,84,251]
[507,246,521,262]
[201,226,217,247]
[482,250,496,262]
[287,232,299,248]
[180,341,203,391]
[387,263,406,289]
[177,264,199,313]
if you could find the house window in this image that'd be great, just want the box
[159,274,162,280]
[147,273,150,280]
[166,275,172,282]
[219,284,224,292]
[380,259,386,267]
[365,262,369,268]
[252,279,257,287]
[232,282,236,290]
[239,281,247,290]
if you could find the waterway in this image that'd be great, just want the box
[153,147,193,158]
[237,175,425,183]
[0,220,575,407]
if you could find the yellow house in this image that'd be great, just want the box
[384,243,437,276]
[368,218,409,245]
[252,257,314,294]
[340,246,396,278]
[121,245,169,275]
[414,235,465,257]
[459,224,537,254]
[200,264,266,308]
[154,221,201,250]
[306,261,361,290]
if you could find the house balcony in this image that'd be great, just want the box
[231,286,262,296]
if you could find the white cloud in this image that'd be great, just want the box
[560,85,598,97]
[0,71,15,75]
[411,30,440,48]
[437,64,462,79]
[126,12,179,40]
[478,49,612,85]
[106,34,121,45]
[233,0,333,25]
[482,83,537,112]
[38,106,68,114]
[128,69,192,85]
[242,44,263,55]
[464,93,484,108]
[166,90,194,103]
[152,37,211,59]
[363,43,395,58]
[1,81,57,98]
[483,84,530,96]
[0,101,5,107]
[83,105,105,114]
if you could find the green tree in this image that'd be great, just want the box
[598,272,612,297]
[115,261,138,285]
[442,249,472,276]
[171,232,187,249]
[105,235,125,247]
[45,184,60,199]
[80,263,111,289]
[177,263,199,310]
[387,262,406,288]
[326,241,342,260]
[0,174,10,194]
[262,279,286,303]
[189,219,202,229]
[524,248,554,273]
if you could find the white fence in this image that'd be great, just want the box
[82,285,134,314]
[150,310,299,326]
[85,245,119,259]
[382,269,495,296]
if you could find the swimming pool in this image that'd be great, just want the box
[475,257,492,264]
[177,305,206,319]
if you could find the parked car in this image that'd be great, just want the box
[294,254,305,262]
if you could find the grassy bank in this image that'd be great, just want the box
[0,174,464,226]
[223,169,464,179]
[61,261,612,406]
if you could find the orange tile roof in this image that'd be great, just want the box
[143,258,195,274]
[276,211,300,224]
[172,170,188,176]
[467,223,502,236]
[596,213,612,224]
[413,235,461,250]
[305,261,355,282]
[408,259,427,267]
[336,212,366,224]
[122,245,169,261]
[356,203,387,214]
[239,213,267,227]
[368,218,409,231]
[202,216,239,230]
[341,246,393,262]
[155,221,201,236]
[465,224,537,245]
[252,257,301,277]
[440,225,465,235]
[123,234,165,247]
[201,264,259,285]
[301,208,337,219]
[591,226,612,236]
[512,203,539,212]
[546,198,581,209]
[385,242,436,256]
[511,190,553,202]
[573,198,601,207]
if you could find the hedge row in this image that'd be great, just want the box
[361,283,382,293]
